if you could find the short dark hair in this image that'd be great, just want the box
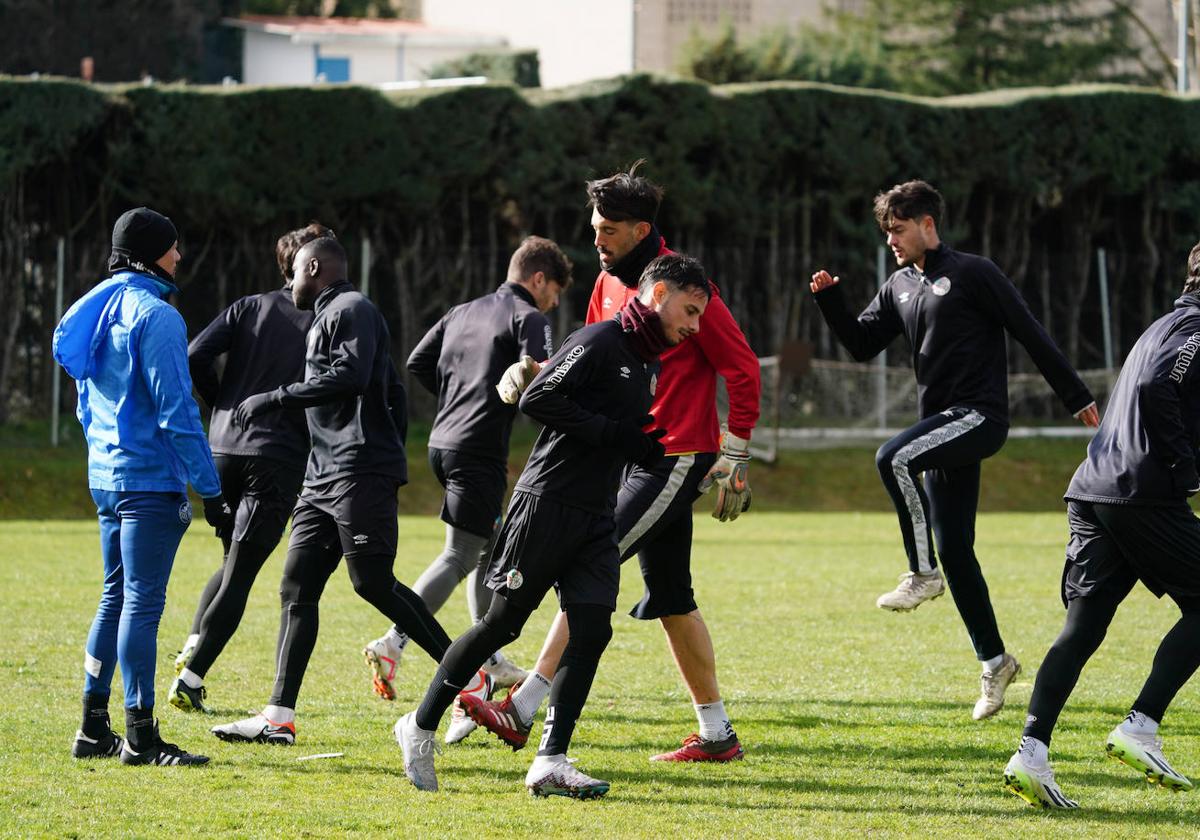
[302,235,346,268]
[1184,241,1200,295]
[276,222,335,280]
[637,253,711,298]
[873,180,944,230]
[507,235,573,288]
[586,160,664,224]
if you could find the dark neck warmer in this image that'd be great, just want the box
[619,296,670,362]
[608,225,662,289]
[108,252,178,290]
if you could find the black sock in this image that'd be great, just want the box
[125,707,155,751]
[81,693,112,738]
[1131,610,1200,724]
[414,596,530,731]
[539,604,612,756]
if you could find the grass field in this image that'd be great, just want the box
[2,512,1198,838]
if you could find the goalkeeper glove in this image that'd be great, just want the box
[604,414,668,468]
[698,431,752,521]
[497,355,542,405]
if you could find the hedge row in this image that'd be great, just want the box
[2,74,1198,421]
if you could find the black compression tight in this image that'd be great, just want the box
[1023,592,1124,746]
[538,604,613,756]
[1131,610,1200,723]
[269,544,452,709]
[187,539,274,678]
[415,594,531,731]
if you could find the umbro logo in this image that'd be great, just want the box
[352,534,369,545]
[603,296,613,310]
[619,366,631,378]
[898,291,911,304]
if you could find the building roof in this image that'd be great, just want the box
[223,15,504,46]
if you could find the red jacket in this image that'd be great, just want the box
[585,237,761,455]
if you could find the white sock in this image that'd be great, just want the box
[983,653,1006,673]
[1017,734,1049,766]
[511,671,552,725]
[184,633,200,650]
[179,668,203,689]
[1121,710,1159,735]
[384,627,409,655]
[262,705,295,724]
[695,699,733,741]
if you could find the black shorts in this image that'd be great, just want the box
[214,454,305,547]
[428,447,506,539]
[289,474,399,560]
[617,452,716,620]
[485,491,619,612]
[1062,500,1200,610]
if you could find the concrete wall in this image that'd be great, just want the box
[423,0,635,88]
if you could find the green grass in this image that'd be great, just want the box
[1,513,1198,837]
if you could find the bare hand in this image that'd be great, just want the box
[1074,402,1100,428]
[810,270,840,294]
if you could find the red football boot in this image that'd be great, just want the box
[459,686,532,751]
[650,732,744,762]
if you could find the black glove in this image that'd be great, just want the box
[202,495,232,532]
[605,414,668,468]
[231,390,280,429]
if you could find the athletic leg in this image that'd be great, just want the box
[346,553,452,661]
[537,604,613,756]
[184,539,275,678]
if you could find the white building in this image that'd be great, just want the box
[224,15,506,86]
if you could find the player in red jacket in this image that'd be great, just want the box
[482,162,762,761]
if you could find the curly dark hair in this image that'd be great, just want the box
[1183,242,1200,296]
[637,253,710,298]
[507,235,573,288]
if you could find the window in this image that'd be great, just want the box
[315,56,350,83]
[666,0,753,24]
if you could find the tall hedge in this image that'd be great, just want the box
[2,74,1198,423]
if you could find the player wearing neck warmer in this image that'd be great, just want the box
[396,254,711,799]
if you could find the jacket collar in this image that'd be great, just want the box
[112,269,178,299]
[918,242,953,279]
[314,280,353,315]
[501,281,537,307]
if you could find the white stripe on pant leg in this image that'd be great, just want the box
[891,411,986,574]
[275,608,294,684]
[619,455,695,557]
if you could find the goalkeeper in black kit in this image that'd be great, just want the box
[395,253,712,799]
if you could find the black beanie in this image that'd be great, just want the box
[109,208,178,279]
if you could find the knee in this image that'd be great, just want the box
[347,563,387,602]
[875,443,899,478]
[480,597,530,643]
[279,574,304,606]
[565,609,613,658]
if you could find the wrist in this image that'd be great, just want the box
[721,431,750,458]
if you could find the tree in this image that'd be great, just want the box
[676,1,1157,95]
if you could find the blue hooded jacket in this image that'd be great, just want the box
[52,270,221,497]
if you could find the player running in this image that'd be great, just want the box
[810,180,1098,720]
[361,236,572,742]
[396,254,710,797]
[472,163,760,763]
[210,236,457,746]
[169,223,330,713]
[55,207,228,766]
[1004,244,1200,808]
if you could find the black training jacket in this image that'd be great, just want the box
[1067,295,1200,506]
[814,243,1094,424]
[188,286,313,465]
[516,318,657,515]
[409,282,553,461]
[271,281,407,486]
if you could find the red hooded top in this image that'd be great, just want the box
[585,236,761,455]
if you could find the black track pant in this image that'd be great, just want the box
[875,407,1008,660]
[269,542,451,709]
[1024,585,1200,746]
[415,597,612,756]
